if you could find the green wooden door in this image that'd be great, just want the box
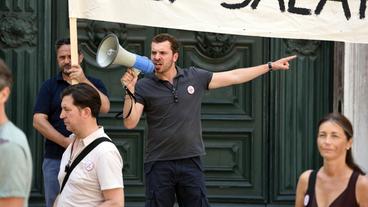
[0,0,53,205]
[76,23,269,205]
[0,0,332,206]
[175,31,268,203]
[269,40,331,205]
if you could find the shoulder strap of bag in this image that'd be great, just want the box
[306,170,316,194]
[60,137,112,193]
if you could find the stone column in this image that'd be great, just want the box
[344,43,368,172]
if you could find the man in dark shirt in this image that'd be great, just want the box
[33,38,110,207]
[121,33,296,206]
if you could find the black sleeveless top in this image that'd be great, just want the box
[304,170,360,207]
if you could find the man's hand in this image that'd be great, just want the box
[68,64,88,84]
[121,68,138,93]
[270,55,297,71]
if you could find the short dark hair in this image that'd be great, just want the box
[152,33,180,54]
[0,59,13,90]
[61,83,101,118]
[317,112,365,175]
[55,37,81,54]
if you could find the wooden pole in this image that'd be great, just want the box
[69,17,78,85]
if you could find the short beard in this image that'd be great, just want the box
[62,70,71,76]
[61,65,71,76]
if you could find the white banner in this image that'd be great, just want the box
[69,0,368,43]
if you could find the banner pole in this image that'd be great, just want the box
[69,17,78,85]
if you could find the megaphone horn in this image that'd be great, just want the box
[96,33,154,74]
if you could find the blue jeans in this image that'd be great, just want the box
[144,156,210,207]
[42,158,61,207]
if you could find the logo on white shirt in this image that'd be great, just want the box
[84,160,94,171]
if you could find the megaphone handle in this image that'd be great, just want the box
[120,71,138,87]
[132,68,141,76]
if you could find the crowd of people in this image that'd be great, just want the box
[0,33,367,207]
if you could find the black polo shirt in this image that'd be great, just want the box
[135,66,213,163]
[33,72,108,159]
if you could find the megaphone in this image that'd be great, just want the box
[96,33,154,74]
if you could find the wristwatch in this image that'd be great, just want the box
[267,62,273,71]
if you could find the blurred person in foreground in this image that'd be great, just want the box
[0,59,32,207]
[295,113,368,207]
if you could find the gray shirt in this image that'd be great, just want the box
[135,67,212,162]
[0,121,33,207]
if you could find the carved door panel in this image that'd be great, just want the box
[169,30,268,202]
[269,39,332,204]
[74,22,268,203]
[70,27,333,206]
[0,0,52,204]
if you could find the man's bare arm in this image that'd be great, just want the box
[0,197,24,207]
[99,188,124,207]
[33,113,71,148]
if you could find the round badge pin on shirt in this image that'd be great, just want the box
[84,160,94,171]
[304,194,310,206]
[187,85,195,94]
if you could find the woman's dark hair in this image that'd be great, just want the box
[152,33,180,54]
[61,83,101,118]
[317,112,365,175]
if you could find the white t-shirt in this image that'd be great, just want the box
[57,127,124,207]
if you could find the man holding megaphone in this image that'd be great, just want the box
[120,33,297,207]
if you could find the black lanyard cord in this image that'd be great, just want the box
[115,86,136,119]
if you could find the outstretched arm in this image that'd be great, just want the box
[209,55,297,89]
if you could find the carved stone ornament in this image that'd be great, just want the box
[0,13,37,48]
[284,39,321,56]
[195,32,236,58]
[82,21,129,54]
